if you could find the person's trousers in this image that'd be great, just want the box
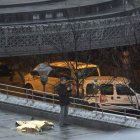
[59,105,68,126]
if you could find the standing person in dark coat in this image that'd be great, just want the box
[56,77,71,127]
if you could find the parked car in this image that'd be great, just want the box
[0,63,23,86]
[0,63,12,77]
[0,63,14,84]
[84,76,140,110]
[24,61,101,96]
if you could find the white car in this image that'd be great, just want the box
[83,76,140,110]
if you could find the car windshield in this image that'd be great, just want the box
[100,84,113,95]
[49,67,72,79]
[77,67,99,78]
[116,84,134,95]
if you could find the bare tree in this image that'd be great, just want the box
[45,13,102,98]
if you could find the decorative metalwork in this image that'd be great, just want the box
[0,15,140,57]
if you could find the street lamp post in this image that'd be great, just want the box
[34,63,52,101]
[40,72,48,99]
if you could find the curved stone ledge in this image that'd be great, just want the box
[0,0,60,6]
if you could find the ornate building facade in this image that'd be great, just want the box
[0,0,140,57]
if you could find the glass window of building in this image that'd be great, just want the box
[33,14,40,20]
[45,13,53,19]
[85,7,91,15]
[96,7,99,13]
[125,0,128,5]
[0,14,5,23]
[56,12,63,18]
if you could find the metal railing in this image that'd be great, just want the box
[0,83,140,119]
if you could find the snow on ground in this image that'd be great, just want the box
[0,93,140,128]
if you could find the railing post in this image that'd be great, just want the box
[74,97,76,108]
[72,97,76,113]
[25,89,28,102]
[6,86,8,98]
[32,90,34,103]
[101,107,104,117]
[95,95,98,116]
[43,92,46,102]
[52,94,55,107]
[124,108,127,121]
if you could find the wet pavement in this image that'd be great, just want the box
[0,109,139,140]
[0,109,105,140]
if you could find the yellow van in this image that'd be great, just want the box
[24,61,100,95]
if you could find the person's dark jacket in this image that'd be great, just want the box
[56,83,71,106]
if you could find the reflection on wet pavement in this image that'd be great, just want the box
[0,109,138,140]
